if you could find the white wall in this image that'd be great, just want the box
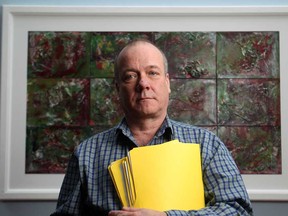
[1,0,288,215]
[1,0,288,6]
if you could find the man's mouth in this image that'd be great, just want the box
[137,97,153,102]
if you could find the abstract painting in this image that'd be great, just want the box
[26,31,280,175]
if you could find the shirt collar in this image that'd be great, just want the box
[115,116,174,144]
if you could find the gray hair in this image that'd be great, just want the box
[113,39,168,82]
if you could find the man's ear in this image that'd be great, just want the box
[166,73,171,94]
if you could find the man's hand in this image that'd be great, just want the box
[108,207,167,216]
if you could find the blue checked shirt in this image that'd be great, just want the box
[52,117,253,216]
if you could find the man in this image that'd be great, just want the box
[51,39,253,216]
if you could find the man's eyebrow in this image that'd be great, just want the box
[146,65,161,70]
[122,65,160,72]
[122,68,138,73]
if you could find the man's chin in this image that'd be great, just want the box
[131,109,164,119]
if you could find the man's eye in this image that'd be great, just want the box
[123,74,138,82]
[148,71,160,77]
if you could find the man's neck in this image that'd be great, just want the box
[125,115,166,146]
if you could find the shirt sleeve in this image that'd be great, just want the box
[51,153,83,216]
[166,137,253,216]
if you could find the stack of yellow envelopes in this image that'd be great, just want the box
[108,139,205,211]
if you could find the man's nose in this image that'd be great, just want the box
[136,77,150,91]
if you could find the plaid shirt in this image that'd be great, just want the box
[51,117,253,216]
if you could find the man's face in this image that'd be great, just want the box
[116,42,171,120]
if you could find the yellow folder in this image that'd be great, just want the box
[108,140,205,211]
